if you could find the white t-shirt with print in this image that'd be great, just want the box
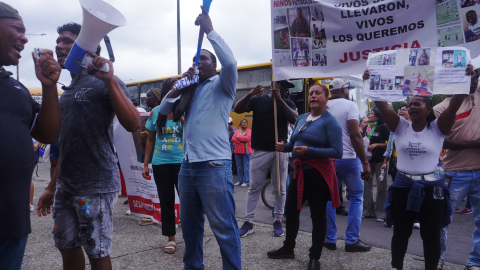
[327,98,360,159]
[394,117,446,175]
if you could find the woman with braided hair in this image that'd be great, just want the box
[142,78,184,254]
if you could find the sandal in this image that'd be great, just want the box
[139,217,154,226]
[164,241,176,254]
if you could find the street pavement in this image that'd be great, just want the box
[22,162,468,269]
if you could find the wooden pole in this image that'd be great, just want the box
[273,82,281,196]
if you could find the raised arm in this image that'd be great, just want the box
[443,138,480,150]
[437,94,468,135]
[271,88,298,124]
[195,6,237,97]
[374,101,400,132]
[86,50,140,132]
[234,85,263,113]
[30,49,61,144]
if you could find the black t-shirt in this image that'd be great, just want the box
[247,95,296,151]
[0,68,40,239]
[369,123,390,163]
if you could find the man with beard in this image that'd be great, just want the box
[36,22,140,270]
[0,3,61,269]
[159,6,241,270]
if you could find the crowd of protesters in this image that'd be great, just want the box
[2,2,480,270]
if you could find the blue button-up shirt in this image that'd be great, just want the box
[159,30,237,163]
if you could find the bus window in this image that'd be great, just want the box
[127,85,139,104]
[236,68,272,89]
[286,78,305,115]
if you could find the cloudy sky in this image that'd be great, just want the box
[4,0,271,87]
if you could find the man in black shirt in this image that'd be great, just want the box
[0,3,61,269]
[234,80,297,238]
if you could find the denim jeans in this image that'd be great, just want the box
[440,169,480,267]
[235,153,250,184]
[179,159,241,270]
[0,234,28,270]
[325,158,364,245]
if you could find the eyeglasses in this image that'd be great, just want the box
[299,120,313,133]
[398,108,407,112]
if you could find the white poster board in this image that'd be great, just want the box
[113,114,180,225]
[363,47,470,101]
[271,0,480,80]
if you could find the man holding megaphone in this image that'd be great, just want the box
[36,22,140,270]
[159,5,241,270]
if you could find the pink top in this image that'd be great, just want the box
[231,129,253,154]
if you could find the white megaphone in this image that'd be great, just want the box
[64,0,126,74]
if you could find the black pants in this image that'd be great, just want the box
[284,168,330,260]
[152,163,180,237]
[391,186,445,270]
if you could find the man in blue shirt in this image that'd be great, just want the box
[159,7,241,270]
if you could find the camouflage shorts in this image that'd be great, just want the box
[52,188,118,258]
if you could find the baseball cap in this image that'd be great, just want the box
[329,78,355,91]
[0,2,23,22]
[277,79,295,88]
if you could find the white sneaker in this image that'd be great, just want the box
[241,183,248,187]
[413,222,420,229]
[126,210,131,215]
[234,182,241,186]
[30,204,34,212]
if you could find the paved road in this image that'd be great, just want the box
[22,162,469,269]
[232,173,475,266]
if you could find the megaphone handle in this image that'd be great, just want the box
[81,56,110,73]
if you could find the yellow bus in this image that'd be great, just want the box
[28,87,63,104]
[125,62,368,129]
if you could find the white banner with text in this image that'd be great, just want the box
[271,0,480,80]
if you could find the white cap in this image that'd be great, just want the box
[329,78,355,91]
[228,117,233,123]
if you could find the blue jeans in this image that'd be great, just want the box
[0,235,28,270]
[235,153,250,184]
[179,159,241,270]
[325,158,364,245]
[440,169,480,267]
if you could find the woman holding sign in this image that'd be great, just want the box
[267,84,342,270]
[364,70,467,270]
[142,78,184,254]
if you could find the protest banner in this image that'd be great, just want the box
[271,0,480,81]
[113,114,180,226]
[363,47,470,101]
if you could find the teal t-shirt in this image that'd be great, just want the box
[145,107,184,165]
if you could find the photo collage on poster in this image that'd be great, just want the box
[273,4,326,68]
[367,51,397,92]
[436,0,480,46]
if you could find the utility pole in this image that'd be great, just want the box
[177,0,181,75]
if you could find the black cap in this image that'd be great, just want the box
[0,2,23,22]
[277,80,295,88]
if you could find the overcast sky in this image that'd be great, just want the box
[4,0,271,87]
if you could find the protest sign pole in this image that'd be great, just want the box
[273,81,281,196]
[194,0,213,73]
